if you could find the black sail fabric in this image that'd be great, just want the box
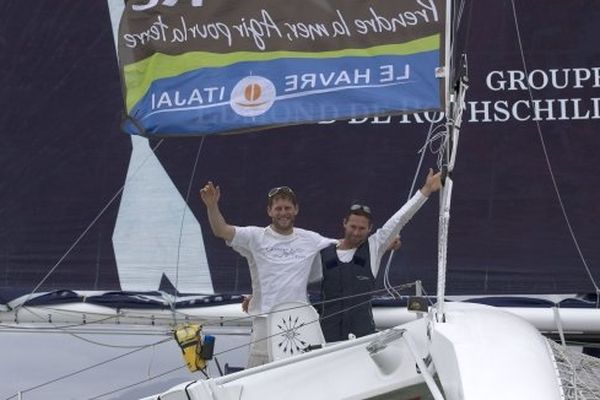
[0,0,599,303]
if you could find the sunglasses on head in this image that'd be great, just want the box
[268,186,295,198]
[350,204,371,214]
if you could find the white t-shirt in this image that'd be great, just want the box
[229,226,335,314]
[310,191,428,281]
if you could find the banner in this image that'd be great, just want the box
[118,0,447,136]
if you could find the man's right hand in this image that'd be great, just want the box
[242,295,252,313]
[199,181,235,241]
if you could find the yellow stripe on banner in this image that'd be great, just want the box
[123,34,440,112]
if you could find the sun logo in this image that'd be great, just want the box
[275,315,308,356]
[230,76,276,117]
[244,84,262,102]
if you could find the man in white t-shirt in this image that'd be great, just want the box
[314,168,442,342]
[199,182,335,367]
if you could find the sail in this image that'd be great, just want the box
[0,1,599,303]
[2,1,600,400]
[117,0,447,136]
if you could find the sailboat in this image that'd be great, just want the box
[111,0,597,399]
[1,0,600,399]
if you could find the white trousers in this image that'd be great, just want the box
[247,316,269,368]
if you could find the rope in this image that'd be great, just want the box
[6,282,421,332]
[13,281,420,400]
[211,294,381,361]
[86,364,188,400]
[380,0,470,301]
[382,119,438,298]
[172,135,207,322]
[2,337,172,400]
[4,282,422,399]
[17,138,166,310]
[510,0,600,297]
[14,306,168,349]
[84,295,396,399]
[553,306,567,347]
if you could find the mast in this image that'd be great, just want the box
[436,0,468,321]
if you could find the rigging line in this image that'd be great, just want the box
[430,126,450,172]
[4,337,172,400]
[456,0,474,63]
[20,302,120,314]
[13,306,119,329]
[0,325,249,337]
[8,282,418,331]
[17,306,169,349]
[412,122,448,172]
[0,326,171,336]
[554,340,600,349]
[454,0,466,33]
[13,300,221,326]
[173,135,207,320]
[372,4,465,301]
[418,285,437,307]
[6,282,416,332]
[383,123,448,297]
[67,332,168,349]
[177,282,418,327]
[147,341,157,379]
[11,304,128,322]
[19,303,249,330]
[87,364,187,400]
[383,119,438,298]
[450,0,469,67]
[18,138,166,309]
[444,0,467,113]
[213,293,393,360]
[510,0,600,297]
[13,284,420,400]
[139,285,404,329]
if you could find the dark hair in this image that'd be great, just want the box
[345,204,373,223]
[267,186,297,207]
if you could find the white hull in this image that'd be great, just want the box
[148,302,564,400]
[3,299,597,399]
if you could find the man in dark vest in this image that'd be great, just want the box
[316,168,442,342]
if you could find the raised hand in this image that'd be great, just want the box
[387,235,402,251]
[200,181,221,207]
[421,168,442,197]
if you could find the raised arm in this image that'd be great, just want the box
[199,181,235,242]
[369,168,442,276]
[375,169,441,247]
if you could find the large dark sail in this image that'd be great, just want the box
[0,0,598,302]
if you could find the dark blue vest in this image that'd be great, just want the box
[319,242,375,342]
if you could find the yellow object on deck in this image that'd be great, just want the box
[173,323,206,372]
